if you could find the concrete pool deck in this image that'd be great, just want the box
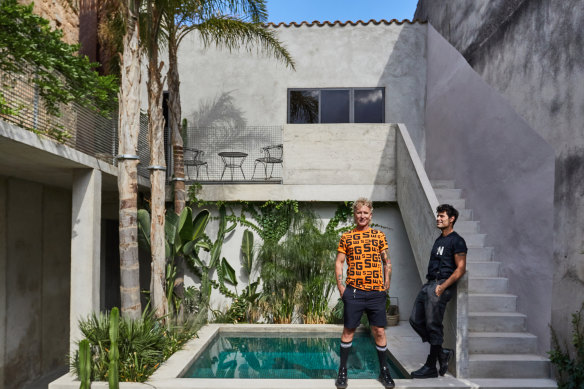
[49,323,555,389]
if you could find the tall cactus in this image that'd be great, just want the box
[78,339,91,389]
[108,307,120,389]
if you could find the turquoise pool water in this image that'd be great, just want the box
[183,332,405,379]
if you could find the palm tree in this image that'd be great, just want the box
[161,0,295,310]
[142,0,169,319]
[117,0,143,320]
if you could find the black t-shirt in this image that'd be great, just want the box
[426,231,467,281]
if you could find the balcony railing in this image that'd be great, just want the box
[1,67,151,178]
[181,126,283,183]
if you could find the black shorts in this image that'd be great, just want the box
[342,285,387,329]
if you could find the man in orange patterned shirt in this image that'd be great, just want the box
[334,198,394,389]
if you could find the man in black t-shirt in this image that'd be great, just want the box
[409,204,467,378]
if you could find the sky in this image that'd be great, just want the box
[265,0,419,24]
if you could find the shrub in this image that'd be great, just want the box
[72,309,199,382]
[549,303,584,388]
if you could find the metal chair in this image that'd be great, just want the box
[252,144,283,180]
[184,147,209,180]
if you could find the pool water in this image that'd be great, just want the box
[183,332,405,379]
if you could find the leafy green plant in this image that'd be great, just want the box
[74,308,199,383]
[0,0,118,129]
[137,206,210,322]
[549,302,584,388]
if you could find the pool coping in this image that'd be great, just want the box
[49,323,476,388]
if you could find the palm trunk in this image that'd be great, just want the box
[118,0,142,320]
[147,5,168,320]
[168,31,185,214]
[167,29,186,319]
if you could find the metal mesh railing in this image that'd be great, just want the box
[1,66,151,179]
[183,126,283,183]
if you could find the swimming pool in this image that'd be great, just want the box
[181,327,405,379]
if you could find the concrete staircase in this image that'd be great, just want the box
[432,180,557,389]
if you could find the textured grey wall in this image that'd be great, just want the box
[175,21,428,159]
[0,178,71,389]
[424,25,555,353]
[416,0,584,354]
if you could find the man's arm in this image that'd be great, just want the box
[435,252,466,296]
[335,252,346,296]
[381,249,391,291]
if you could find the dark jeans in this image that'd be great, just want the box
[409,280,454,346]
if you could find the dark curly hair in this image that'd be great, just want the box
[436,204,459,225]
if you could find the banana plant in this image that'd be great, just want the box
[137,206,210,317]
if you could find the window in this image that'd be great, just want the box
[288,88,385,124]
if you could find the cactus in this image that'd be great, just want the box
[78,339,91,389]
[108,307,120,389]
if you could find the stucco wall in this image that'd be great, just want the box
[174,21,428,160]
[416,0,584,353]
[185,202,421,321]
[423,25,555,353]
[0,177,71,389]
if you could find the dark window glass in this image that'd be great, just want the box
[289,90,319,123]
[321,90,350,123]
[354,89,384,123]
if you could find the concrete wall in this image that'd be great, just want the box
[416,0,584,353]
[185,202,421,320]
[174,21,428,160]
[423,25,555,353]
[0,177,71,389]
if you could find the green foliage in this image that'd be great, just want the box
[78,340,91,389]
[75,308,199,383]
[137,206,211,321]
[108,307,120,389]
[549,303,584,388]
[256,206,349,324]
[239,200,299,243]
[0,0,118,123]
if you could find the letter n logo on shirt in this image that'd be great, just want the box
[437,246,444,256]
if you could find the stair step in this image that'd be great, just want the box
[465,233,487,247]
[469,293,517,312]
[455,220,480,233]
[435,188,462,200]
[469,354,551,378]
[467,261,500,277]
[431,180,455,189]
[469,312,527,332]
[469,332,538,354]
[467,379,557,389]
[457,208,473,221]
[469,277,508,293]
[467,247,494,261]
[443,198,466,209]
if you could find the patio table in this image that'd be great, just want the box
[218,151,248,180]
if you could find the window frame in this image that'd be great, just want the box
[287,87,385,124]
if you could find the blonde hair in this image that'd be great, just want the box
[352,197,373,213]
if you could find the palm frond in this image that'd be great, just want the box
[197,16,295,69]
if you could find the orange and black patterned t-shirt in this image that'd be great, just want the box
[338,228,388,291]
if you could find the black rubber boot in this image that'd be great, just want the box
[411,355,438,379]
[438,348,453,376]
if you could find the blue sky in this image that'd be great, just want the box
[266,0,419,24]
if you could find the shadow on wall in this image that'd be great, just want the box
[189,91,247,129]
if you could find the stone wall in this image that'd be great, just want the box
[20,0,79,45]
[416,0,584,352]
